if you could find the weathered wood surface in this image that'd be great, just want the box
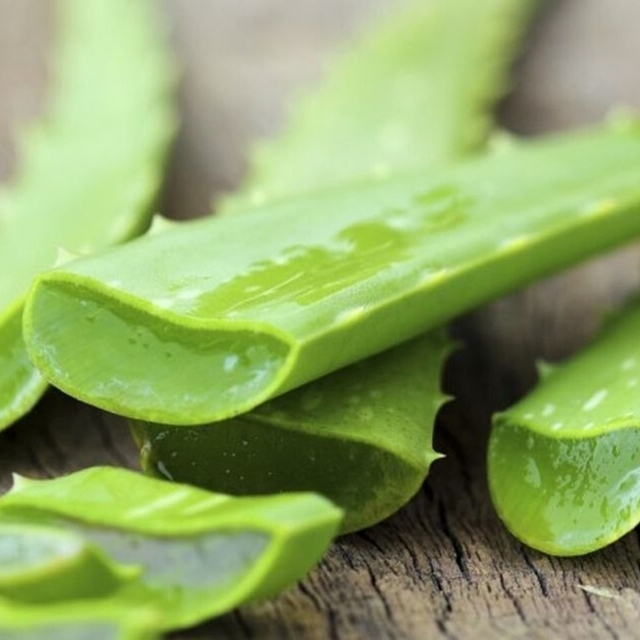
[3,1,640,638]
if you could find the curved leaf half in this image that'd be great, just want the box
[489,302,640,555]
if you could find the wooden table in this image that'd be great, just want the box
[2,1,640,637]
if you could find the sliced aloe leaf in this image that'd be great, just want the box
[132,0,538,532]
[224,0,539,209]
[489,302,640,556]
[134,331,452,533]
[0,0,177,432]
[0,467,342,630]
[24,123,640,425]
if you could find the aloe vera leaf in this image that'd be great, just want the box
[0,0,177,432]
[224,0,538,210]
[134,0,537,533]
[133,331,452,533]
[488,302,640,556]
[23,123,640,425]
[0,467,342,630]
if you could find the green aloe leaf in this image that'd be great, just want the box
[133,0,539,533]
[489,302,640,556]
[0,0,177,432]
[24,123,640,426]
[134,331,452,533]
[224,0,538,210]
[0,467,341,631]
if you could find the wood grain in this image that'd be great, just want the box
[2,1,640,638]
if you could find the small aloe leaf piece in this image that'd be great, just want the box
[0,467,342,630]
[224,0,539,209]
[0,0,177,432]
[24,123,640,425]
[489,302,640,555]
[134,0,537,532]
[0,605,159,640]
[134,331,452,533]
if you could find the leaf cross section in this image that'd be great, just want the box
[24,125,640,425]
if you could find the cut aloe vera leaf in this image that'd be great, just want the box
[0,467,342,630]
[134,331,452,534]
[24,123,640,425]
[224,0,538,209]
[489,302,640,556]
[0,0,177,432]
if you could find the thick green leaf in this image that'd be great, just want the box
[134,332,452,533]
[0,0,176,431]
[24,123,640,426]
[0,467,341,631]
[489,302,640,556]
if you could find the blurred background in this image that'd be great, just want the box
[3,0,640,212]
